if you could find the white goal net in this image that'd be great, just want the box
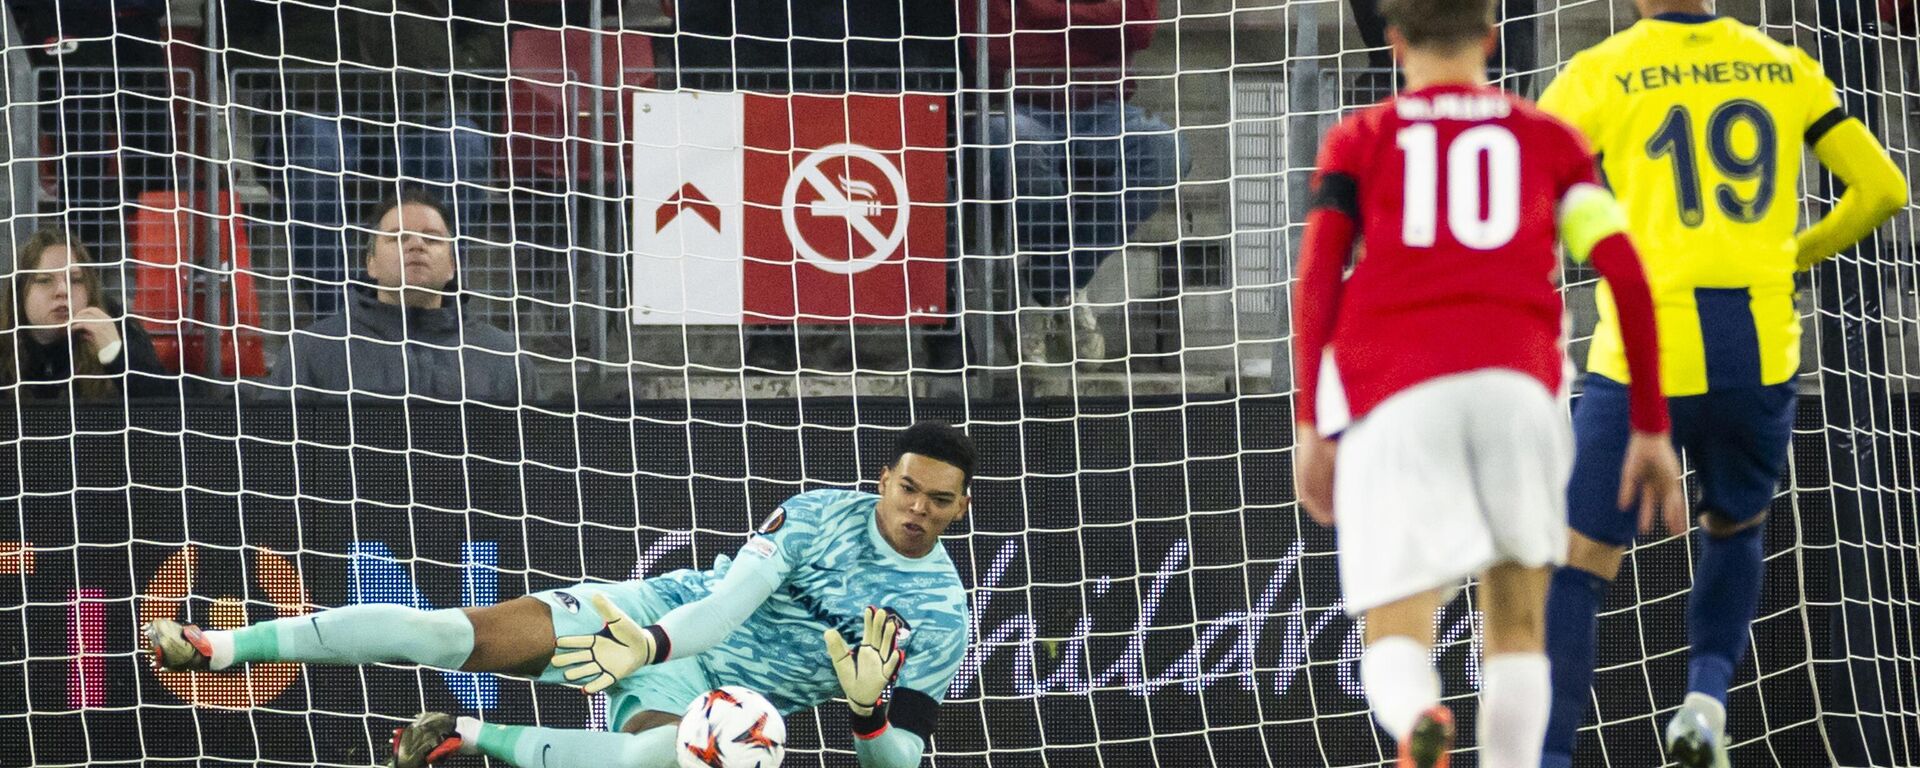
[0,0,1913,766]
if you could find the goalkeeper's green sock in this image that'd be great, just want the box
[461,717,678,768]
[206,605,474,671]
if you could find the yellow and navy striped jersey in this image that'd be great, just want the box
[1539,14,1846,395]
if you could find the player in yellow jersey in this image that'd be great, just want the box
[1535,2,1907,767]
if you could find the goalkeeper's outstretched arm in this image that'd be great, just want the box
[647,548,783,655]
[1797,114,1909,270]
[553,547,782,692]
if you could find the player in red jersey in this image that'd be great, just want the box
[1289,0,1686,766]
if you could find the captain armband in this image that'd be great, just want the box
[1557,182,1630,264]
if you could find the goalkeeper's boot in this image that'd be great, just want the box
[142,619,213,672]
[1665,693,1732,768]
[1398,704,1454,768]
[388,712,463,768]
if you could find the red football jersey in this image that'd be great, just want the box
[1294,84,1599,433]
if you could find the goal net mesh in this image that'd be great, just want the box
[0,0,1913,766]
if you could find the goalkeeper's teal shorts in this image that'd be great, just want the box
[529,580,715,730]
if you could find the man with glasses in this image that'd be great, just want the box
[252,190,539,403]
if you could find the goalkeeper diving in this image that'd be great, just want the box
[143,422,976,768]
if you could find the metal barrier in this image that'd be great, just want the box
[26,61,1201,388]
[223,66,979,364]
[31,66,196,267]
[226,67,577,347]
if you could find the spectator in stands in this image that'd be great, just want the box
[6,0,176,260]
[963,0,1189,364]
[280,122,490,319]
[0,228,171,401]
[218,0,500,318]
[1345,0,1536,95]
[257,191,539,403]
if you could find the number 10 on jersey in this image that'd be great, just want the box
[1396,124,1522,249]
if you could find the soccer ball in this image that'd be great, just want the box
[675,686,786,768]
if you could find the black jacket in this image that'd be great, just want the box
[257,286,540,403]
[10,314,175,400]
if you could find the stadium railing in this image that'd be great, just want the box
[20,53,1221,397]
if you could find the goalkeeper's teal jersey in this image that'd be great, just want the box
[647,488,972,714]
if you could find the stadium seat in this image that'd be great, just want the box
[504,28,659,183]
[127,190,266,378]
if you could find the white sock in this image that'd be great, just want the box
[1683,691,1727,736]
[203,630,236,671]
[1360,636,1441,742]
[455,716,484,755]
[1478,653,1551,768]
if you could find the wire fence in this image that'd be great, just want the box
[21,61,1230,387]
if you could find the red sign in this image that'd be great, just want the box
[739,94,949,324]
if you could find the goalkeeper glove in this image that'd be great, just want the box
[552,594,669,694]
[823,605,907,718]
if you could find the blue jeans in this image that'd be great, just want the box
[284,115,490,317]
[986,100,1188,306]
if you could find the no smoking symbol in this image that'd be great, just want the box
[781,142,911,275]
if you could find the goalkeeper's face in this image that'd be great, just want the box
[875,453,970,558]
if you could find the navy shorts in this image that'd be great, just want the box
[1566,375,1796,547]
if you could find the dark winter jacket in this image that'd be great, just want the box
[258,286,539,403]
[7,311,175,401]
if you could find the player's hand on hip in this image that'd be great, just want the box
[1619,430,1686,537]
[1294,422,1337,527]
[552,593,660,694]
[823,605,906,717]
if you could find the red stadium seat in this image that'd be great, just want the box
[127,190,266,378]
[128,192,189,372]
[505,27,659,182]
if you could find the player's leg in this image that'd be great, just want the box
[388,712,679,768]
[404,660,708,768]
[1335,373,1503,766]
[1361,589,1453,766]
[1667,381,1796,767]
[1540,375,1644,768]
[1688,515,1769,693]
[1477,563,1554,768]
[145,578,664,675]
[145,596,553,674]
[1464,369,1570,768]
[429,718,678,768]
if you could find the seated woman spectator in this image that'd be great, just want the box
[254,190,540,404]
[0,228,172,400]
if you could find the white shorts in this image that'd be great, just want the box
[1334,369,1572,615]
